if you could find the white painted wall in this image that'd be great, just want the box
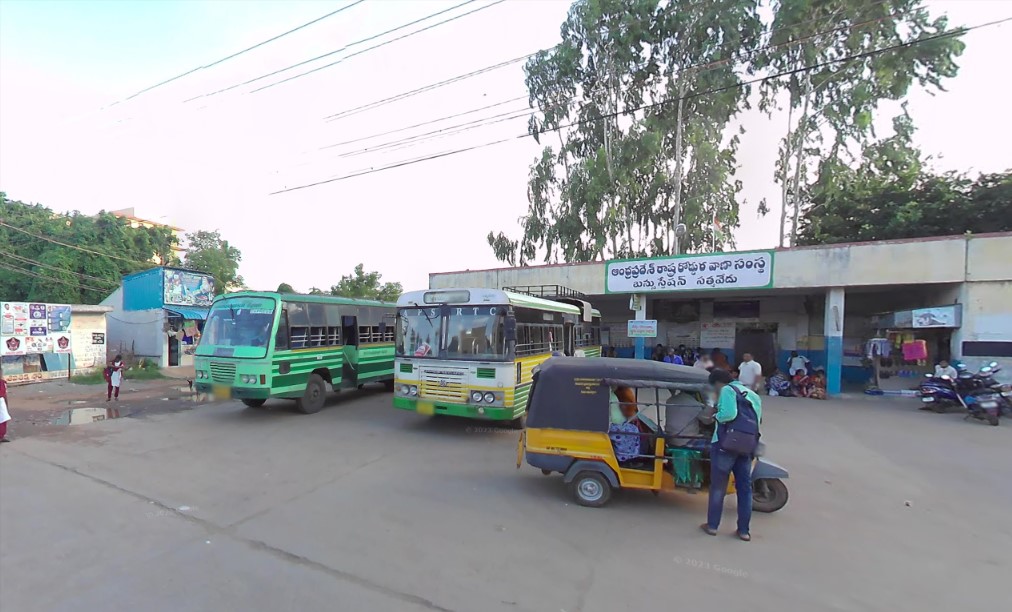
[101,287,166,363]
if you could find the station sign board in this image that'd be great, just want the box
[606,251,774,294]
[627,320,658,338]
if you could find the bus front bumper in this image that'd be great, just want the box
[393,396,518,420]
[194,382,271,400]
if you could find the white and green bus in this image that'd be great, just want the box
[194,291,395,413]
[393,287,600,425]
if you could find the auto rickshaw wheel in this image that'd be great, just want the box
[541,469,552,476]
[987,413,999,426]
[752,478,788,513]
[571,471,611,508]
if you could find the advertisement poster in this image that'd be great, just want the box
[1,302,30,335]
[912,306,959,328]
[1,302,72,355]
[47,304,71,332]
[606,251,774,294]
[163,270,214,307]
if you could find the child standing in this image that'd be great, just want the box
[107,355,124,401]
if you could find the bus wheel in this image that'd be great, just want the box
[296,374,327,414]
[383,380,395,391]
[242,399,267,408]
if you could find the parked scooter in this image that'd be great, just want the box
[919,374,963,413]
[919,367,1001,425]
[976,362,1012,416]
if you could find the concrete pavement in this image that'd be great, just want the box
[1,389,1009,611]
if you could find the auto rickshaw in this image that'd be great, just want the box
[516,357,789,512]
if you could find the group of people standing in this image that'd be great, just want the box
[651,344,734,371]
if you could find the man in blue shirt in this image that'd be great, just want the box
[702,369,762,541]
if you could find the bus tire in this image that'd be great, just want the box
[242,399,267,408]
[296,374,327,414]
[384,380,395,391]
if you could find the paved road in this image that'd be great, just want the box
[1,389,1009,612]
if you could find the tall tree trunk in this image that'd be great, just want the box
[789,85,812,247]
[778,102,794,248]
[670,79,688,254]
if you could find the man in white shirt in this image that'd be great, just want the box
[788,351,810,376]
[737,353,763,392]
[934,359,957,379]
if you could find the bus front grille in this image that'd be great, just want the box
[420,369,466,402]
[210,362,236,384]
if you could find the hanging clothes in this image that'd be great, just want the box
[866,338,891,358]
[902,340,928,361]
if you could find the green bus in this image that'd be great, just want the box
[194,291,395,413]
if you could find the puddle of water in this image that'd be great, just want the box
[52,407,127,426]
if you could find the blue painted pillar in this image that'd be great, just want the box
[632,294,646,359]
[824,287,845,395]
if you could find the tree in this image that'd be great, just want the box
[761,0,965,247]
[276,283,295,293]
[183,230,244,295]
[796,114,1012,243]
[0,193,179,303]
[329,264,402,302]
[488,0,762,265]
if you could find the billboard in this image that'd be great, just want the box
[606,251,774,294]
[163,269,214,307]
[1,302,72,356]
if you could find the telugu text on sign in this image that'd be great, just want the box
[606,251,774,294]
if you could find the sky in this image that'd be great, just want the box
[1,0,1010,294]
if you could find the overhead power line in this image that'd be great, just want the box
[0,221,164,268]
[318,0,895,123]
[109,0,367,107]
[251,0,507,94]
[184,0,498,102]
[0,261,111,294]
[271,17,1010,195]
[318,96,526,150]
[0,249,121,287]
[312,9,905,160]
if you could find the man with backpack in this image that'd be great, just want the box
[701,369,762,541]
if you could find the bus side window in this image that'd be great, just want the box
[276,306,290,350]
[308,303,327,347]
[288,302,310,349]
[324,304,342,346]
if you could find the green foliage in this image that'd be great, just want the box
[0,193,179,303]
[762,0,966,245]
[183,230,244,295]
[328,264,402,303]
[489,0,763,264]
[276,283,295,293]
[797,115,1011,243]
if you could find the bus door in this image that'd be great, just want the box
[564,322,575,356]
[342,315,359,385]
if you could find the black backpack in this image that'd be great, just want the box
[717,385,761,455]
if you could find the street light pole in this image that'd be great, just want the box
[673,223,687,255]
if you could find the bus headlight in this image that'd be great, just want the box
[483,392,495,404]
[409,386,418,396]
[471,391,483,403]
[400,385,410,395]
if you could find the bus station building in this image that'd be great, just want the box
[429,233,1012,395]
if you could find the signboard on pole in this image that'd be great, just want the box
[627,320,658,338]
[605,251,774,294]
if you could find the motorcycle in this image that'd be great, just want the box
[919,374,963,413]
[919,368,1001,425]
[973,362,1011,411]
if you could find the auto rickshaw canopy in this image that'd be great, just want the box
[527,357,711,432]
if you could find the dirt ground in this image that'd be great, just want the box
[2,374,199,439]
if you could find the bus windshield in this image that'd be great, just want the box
[445,306,506,361]
[202,296,277,358]
[397,307,441,358]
